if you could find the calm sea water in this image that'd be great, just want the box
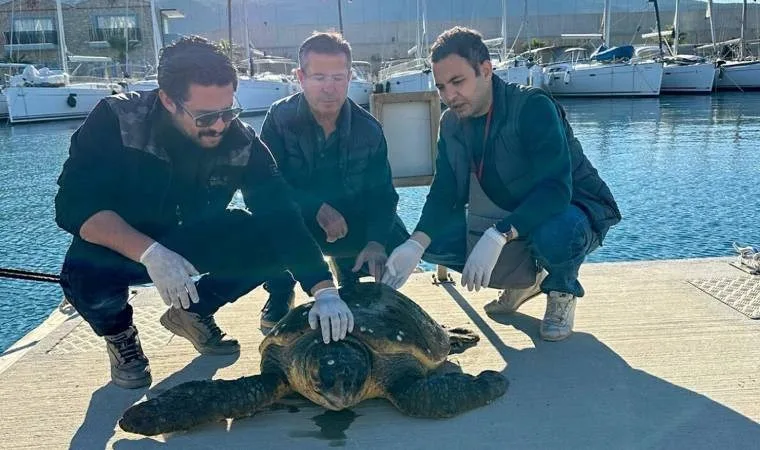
[1,93,759,352]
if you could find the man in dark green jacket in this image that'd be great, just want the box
[382,27,621,342]
[55,37,353,390]
[258,32,408,332]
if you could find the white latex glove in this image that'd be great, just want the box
[139,242,200,310]
[309,287,355,344]
[381,239,425,289]
[461,227,508,292]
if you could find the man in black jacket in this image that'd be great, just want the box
[258,32,408,332]
[383,28,621,342]
[55,37,354,389]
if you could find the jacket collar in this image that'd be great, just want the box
[489,74,509,135]
[294,92,353,172]
[295,92,352,138]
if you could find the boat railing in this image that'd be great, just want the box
[379,58,428,80]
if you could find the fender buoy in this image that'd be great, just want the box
[66,93,77,108]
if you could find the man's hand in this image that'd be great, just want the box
[139,242,200,309]
[317,203,348,243]
[381,237,426,289]
[309,287,354,343]
[352,241,387,282]
[461,227,508,292]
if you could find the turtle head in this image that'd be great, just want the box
[302,340,371,410]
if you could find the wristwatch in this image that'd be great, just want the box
[492,225,514,242]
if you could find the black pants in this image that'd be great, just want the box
[265,215,410,294]
[60,209,286,336]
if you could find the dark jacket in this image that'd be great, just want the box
[260,93,400,245]
[55,89,331,291]
[417,76,621,243]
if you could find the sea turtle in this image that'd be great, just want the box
[119,282,508,436]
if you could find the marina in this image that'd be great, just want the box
[0,0,759,448]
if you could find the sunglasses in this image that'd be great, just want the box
[175,100,243,127]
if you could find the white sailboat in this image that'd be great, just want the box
[536,0,663,97]
[348,61,373,106]
[377,0,433,94]
[492,0,531,85]
[130,0,295,114]
[5,0,123,123]
[0,63,27,120]
[638,0,716,94]
[235,0,295,113]
[704,0,760,90]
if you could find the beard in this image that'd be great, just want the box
[199,129,223,139]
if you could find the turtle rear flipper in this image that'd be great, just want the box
[445,327,479,355]
[119,373,289,436]
[387,370,507,418]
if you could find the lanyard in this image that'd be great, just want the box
[471,106,493,182]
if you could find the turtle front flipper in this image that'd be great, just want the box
[119,373,290,436]
[386,370,507,418]
[445,327,480,355]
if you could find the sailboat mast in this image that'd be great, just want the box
[148,0,161,68]
[740,0,747,60]
[421,0,427,56]
[650,0,664,58]
[55,0,68,73]
[227,0,233,59]
[501,0,507,58]
[673,0,680,55]
[603,0,611,45]
[243,0,252,74]
[415,0,422,60]
[707,0,717,54]
[124,0,130,74]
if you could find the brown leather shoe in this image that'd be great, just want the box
[160,308,240,355]
[484,270,547,315]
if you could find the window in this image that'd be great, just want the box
[90,15,141,42]
[3,18,57,45]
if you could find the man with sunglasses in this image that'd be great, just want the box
[258,32,408,332]
[54,36,353,390]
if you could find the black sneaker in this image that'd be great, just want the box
[260,290,295,333]
[104,326,152,389]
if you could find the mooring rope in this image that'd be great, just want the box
[0,268,60,283]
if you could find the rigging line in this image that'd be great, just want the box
[628,5,649,46]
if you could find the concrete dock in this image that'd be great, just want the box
[1,257,759,449]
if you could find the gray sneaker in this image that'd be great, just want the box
[160,308,240,355]
[540,291,576,341]
[484,271,547,315]
[105,326,152,389]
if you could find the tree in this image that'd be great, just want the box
[529,38,547,49]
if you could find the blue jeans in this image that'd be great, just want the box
[423,205,599,297]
